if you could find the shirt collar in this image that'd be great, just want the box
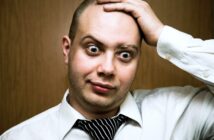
[58,90,83,139]
[119,92,143,127]
[58,90,142,139]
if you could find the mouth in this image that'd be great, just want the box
[88,80,116,94]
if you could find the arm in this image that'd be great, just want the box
[157,26,214,88]
[97,0,214,88]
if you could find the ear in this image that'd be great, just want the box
[61,36,72,64]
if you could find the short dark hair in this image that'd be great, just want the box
[68,0,95,41]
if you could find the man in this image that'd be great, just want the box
[1,0,214,140]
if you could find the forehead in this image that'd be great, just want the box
[77,4,141,45]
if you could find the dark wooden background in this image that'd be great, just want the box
[0,0,213,134]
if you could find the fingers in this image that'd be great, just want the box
[96,0,164,46]
[97,0,124,4]
[102,2,141,19]
[97,0,142,5]
[98,0,149,19]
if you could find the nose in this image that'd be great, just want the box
[97,53,115,77]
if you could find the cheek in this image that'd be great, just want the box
[117,62,138,89]
[70,50,98,76]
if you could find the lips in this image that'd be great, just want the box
[89,81,116,94]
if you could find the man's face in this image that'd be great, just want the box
[63,4,141,118]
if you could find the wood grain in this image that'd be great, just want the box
[0,0,213,134]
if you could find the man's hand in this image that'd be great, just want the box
[97,0,164,46]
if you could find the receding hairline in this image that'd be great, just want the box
[69,0,143,42]
[68,0,96,40]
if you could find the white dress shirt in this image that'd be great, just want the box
[1,26,214,140]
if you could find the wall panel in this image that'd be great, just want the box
[0,0,213,134]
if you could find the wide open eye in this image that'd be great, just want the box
[86,45,101,56]
[118,51,132,62]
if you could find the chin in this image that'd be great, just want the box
[88,97,120,111]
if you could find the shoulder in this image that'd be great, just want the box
[133,86,199,105]
[170,87,214,139]
[132,86,200,124]
[1,105,60,140]
[133,86,214,139]
[133,85,214,110]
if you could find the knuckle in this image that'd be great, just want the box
[141,1,150,8]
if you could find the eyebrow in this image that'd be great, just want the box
[117,44,139,51]
[80,35,104,46]
[80,34,140,51]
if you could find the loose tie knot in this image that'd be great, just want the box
[73,114,128,140]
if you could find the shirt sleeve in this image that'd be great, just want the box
[157,26,214,89]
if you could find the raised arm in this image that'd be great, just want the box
[97,0,214,89]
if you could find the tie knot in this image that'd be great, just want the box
[73,114,128,140]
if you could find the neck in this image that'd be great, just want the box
[81,108,119,120]
[67,94,119,120]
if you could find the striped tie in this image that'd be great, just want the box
[73,114,128,140]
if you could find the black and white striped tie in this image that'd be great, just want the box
[73,114,128,140]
